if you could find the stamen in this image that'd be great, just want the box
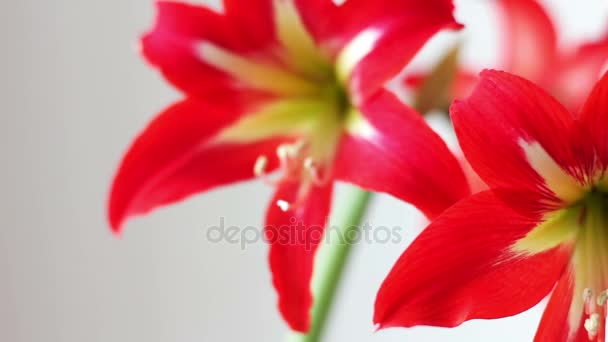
[584,288,596,316]
[262,140,331,212]
[304,157,330,186]
[277,140,307,161]
[292,140,307,156]
[585,288,594,302]
[598,290,608,306]
[277,145,290,160]
[275,183,312,213]
[277,199,291,212]
[275,188,309,213]
[253,154,282,186]
[303,157,315,171]
[585,313,601,339]
[273,140,316,182]
[254,155,269,177]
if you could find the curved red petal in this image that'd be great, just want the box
[265,181,333,332]
[108,98,284,232]
[334,89,470,219]
[496,0,558,83]
[451,70,585,210]
[534,272,589,342]
[338,0,462,101]
[223,0,275,49]
[335,0,460,42]
[293,0,339,46]
[457,153,488,194]
[402,72,426,89]
[554,35,608,113]
[141,2,275,98]
[451,70,480,100]
[579,71,608,171]
[374,191,569,329]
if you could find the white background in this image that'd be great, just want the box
[1,0,607,341]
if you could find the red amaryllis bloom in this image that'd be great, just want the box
[374,69,608,341]
[109,0,469,332]
[404,0,608,113]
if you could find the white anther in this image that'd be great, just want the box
[584,288,594,301]
[277,145,290,160]
[584,313,601,338]
[304,157,322,184]
[277,140,308,162]
[584,288,596,315]
[304,157,315,170]
[254,155,269,176]
[598,290,608,306]
[303,157,330,185]
[277,200,291,212]
[292,140,307,155]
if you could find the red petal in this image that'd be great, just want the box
[579,71,608,171]
[534,272,589,342]
[265,181,333,332]
[457,153,488,194]
[451,70,481,101]
[451,70,584,210]
[108,98,284,232]
[141,2,234,97]
[338,0,462,101]
[402,72,426,89]
[293,0,339,45]
[223,0,275,49]
[141,2,275,98]
[554,34,608,113]
[336,0,460,42]
[496,0,558,83]
[374,191,569,329]
[334,89,469,219]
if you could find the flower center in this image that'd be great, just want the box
[513,185,608,339]
[208,0,370,211]
[245,78,347,210]
[571,190,608,339]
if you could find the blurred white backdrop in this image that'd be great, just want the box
[0,0,606,341]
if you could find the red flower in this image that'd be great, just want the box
[108,0,468,332]
[374,69,608,341]
[404,0,608,113]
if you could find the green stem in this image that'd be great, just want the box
[287,186,372,342]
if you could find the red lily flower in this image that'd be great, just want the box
[374,69,608,341]
[108,0,469,332]
[404,0,608,113]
